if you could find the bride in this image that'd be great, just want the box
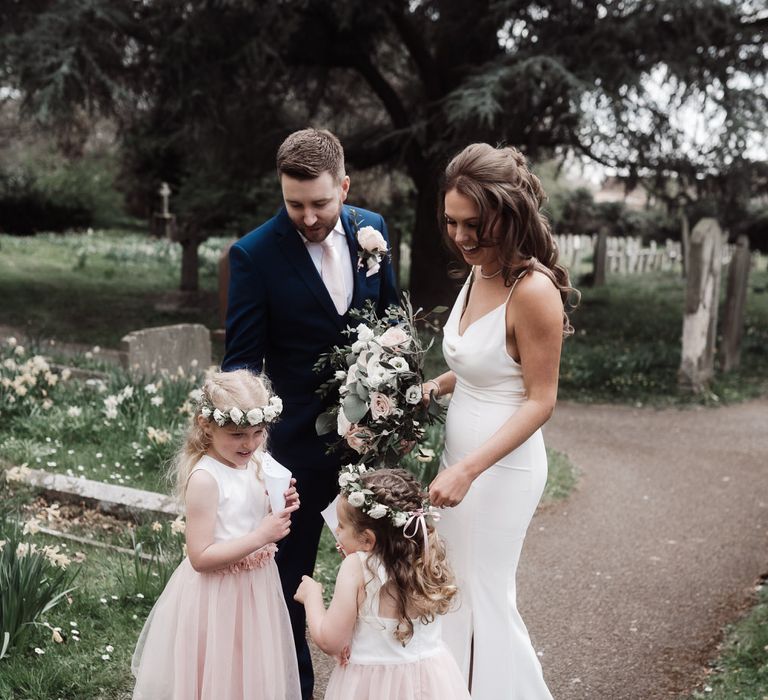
[423,143,575,699]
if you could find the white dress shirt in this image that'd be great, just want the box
[299,219,354,309]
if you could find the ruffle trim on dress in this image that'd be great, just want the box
[214,543,277,574]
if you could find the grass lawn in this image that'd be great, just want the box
[558,266,768,404]
[689,581,768,699]
[0,231,225,347]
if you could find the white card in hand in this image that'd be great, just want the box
[321,495,340,541]
[262,452,292,514]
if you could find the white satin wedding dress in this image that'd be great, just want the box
[437,269,553,699]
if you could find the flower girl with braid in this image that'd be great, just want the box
[132,369,301,700]
[294,467,470,700]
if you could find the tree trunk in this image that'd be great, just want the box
[408,171,457,310]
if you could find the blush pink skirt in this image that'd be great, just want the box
[132,547,300,700]
[323,650,471,700]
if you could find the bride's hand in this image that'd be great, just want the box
[428,465,472,508]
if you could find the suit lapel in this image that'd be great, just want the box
[341,206,364,307]
[274,209,346,326]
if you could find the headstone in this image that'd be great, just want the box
[679,218,724,393]
[151,181,178,238]
[593,227,608,286]
[720,235,751,372]
[121,323,211,377]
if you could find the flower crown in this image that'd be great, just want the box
[199,393,283,427]
[337,463,440,530]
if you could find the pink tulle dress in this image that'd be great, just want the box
[131,454,301,700]
[323,552,470,700]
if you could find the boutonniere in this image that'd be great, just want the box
[349,208,389,277]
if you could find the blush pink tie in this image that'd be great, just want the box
[320,234,347,315]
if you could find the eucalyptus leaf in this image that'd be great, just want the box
[315,411,337,436]
[342,393,368,423]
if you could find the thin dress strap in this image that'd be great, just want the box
[504,269,528,305]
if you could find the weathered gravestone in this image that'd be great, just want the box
[121,324,211,377]
[720,235,751,373]
[679,218,723,393]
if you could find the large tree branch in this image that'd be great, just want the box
[383,4,441,99]
[351,52,411,132]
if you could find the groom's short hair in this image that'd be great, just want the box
[277,128,346,183]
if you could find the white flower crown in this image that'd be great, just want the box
[199,393,283,427]
[337,463,440,530]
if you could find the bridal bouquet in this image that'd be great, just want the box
[314,296,445,468]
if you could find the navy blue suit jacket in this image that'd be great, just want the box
[222,205,399,474]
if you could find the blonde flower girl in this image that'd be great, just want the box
[132,369,301,699]
[295,466,470,700]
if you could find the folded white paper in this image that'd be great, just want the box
[262,452,292,514]
[321,495,340,541]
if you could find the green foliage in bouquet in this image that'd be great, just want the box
[314,295,446,469]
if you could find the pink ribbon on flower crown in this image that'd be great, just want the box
[402,507,441,559]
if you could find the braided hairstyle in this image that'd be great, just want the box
[342,468,457,645]
[439,142,578,334]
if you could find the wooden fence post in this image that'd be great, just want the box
[593,227,608,286]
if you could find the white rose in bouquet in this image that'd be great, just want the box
[338,471,357,487]
[356,324,374,342]
[405,385,423,405]
[387,356,409,373]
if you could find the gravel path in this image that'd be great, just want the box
[311,399,768,698]
[522,399,768,699]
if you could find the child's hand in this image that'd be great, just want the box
[284,478,300,511]
[294,575,323,604]
[258,502,298,543]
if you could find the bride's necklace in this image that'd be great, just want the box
[479,266,502,280]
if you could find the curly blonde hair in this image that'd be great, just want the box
[343,468,457,645]
[440,142,578,335]
[168,369,272,501]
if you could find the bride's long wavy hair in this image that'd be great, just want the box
[342,469,457,645]
[439,142,578,335]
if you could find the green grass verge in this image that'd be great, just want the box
[0,535,150,700]
[559,268,768,405]
[0,231,225,347]
[689,582,768,699]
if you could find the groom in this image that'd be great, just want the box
[222,128,399,698]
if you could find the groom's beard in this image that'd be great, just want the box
[290,203,343,243]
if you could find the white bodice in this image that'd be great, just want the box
[442,270,544,470]
[188,455,268,542]
[347,552,444,665]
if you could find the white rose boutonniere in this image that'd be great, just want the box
[350,209,389,277]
